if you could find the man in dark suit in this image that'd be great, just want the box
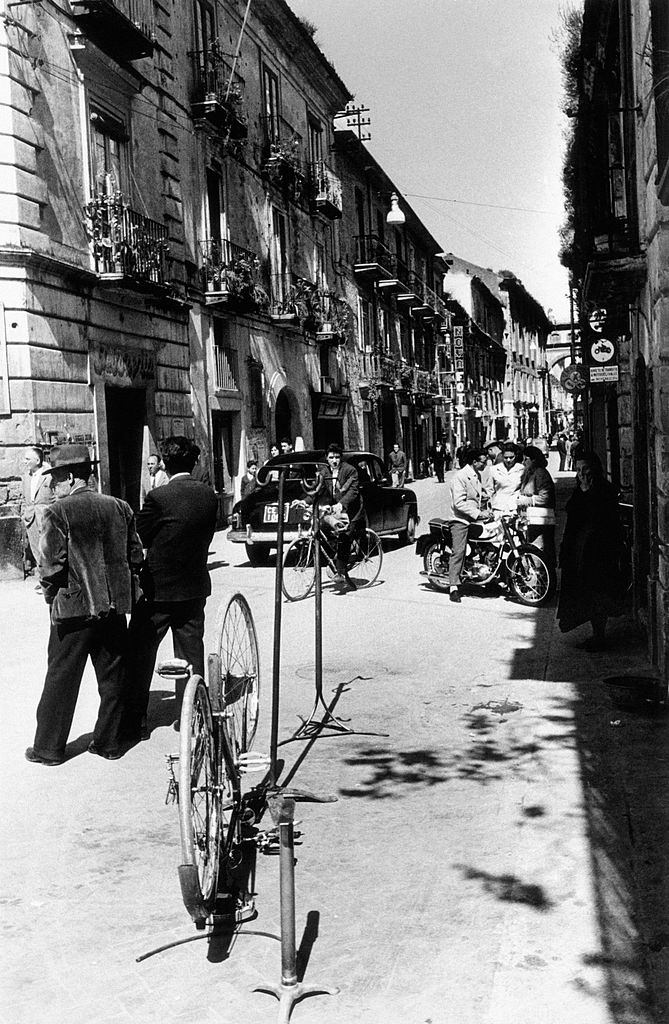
[305,443,364,591]
[128,436,218,737]
[25,444,143,765]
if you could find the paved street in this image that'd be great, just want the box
[3,470,669,1024]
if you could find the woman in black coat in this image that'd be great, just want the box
[557,451,624,650]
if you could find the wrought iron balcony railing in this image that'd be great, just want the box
[190,46,247,138]
[200,238,260,304]
[353,234,394,279]
[86,191,169,286]
[213,344,239,391]
[71,0,155,61]
[309,160,342,220]
[359,352,400,387]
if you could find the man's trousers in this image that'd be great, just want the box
[448,521,470,589]
[127,597,206,729]
[33,612,129,759]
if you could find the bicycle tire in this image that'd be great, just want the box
[507,546,553,606]
[282,537,316,601]
[178,676,220,924]
[349,528,383,587]
[213,593,261,758]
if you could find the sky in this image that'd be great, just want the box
[287,0,573,323]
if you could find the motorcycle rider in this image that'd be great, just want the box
[447,447,493,603]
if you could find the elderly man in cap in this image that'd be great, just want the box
[25,444,143,765]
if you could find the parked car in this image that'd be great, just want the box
[228,450,420,565]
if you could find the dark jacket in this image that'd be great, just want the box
[39,484,143,620]
[137,475,218,602]
[309,461,363,523]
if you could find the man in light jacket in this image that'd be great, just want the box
[21,445,53,574]
[447,447,492,603]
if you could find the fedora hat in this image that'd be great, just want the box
[49,443,95,470]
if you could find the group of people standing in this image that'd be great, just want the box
[25,437,217,766]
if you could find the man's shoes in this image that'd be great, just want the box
[25,747,64,766]
[88,741,125,760]
[449,589,461,604]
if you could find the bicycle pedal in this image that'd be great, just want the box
[236,750,271,773]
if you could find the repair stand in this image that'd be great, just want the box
[254,789,338,1023]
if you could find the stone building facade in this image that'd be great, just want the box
[561,0,669,684]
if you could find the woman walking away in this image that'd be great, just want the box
[557,451,624,650]
[517,445,556,565]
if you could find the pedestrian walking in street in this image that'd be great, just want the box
[447,447,493,603]
[20,445,53,576]
[557,433,568,472]
[240,459,258,500]
[142,453,169,505]
[517,445,556,563]
[490,442,524,514]
[127,436,218,740]
[431,440,446,482]
[557,451,624,650]
[25,444,144,766]
[388,442,407,487]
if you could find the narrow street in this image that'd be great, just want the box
[3,469,668,1024]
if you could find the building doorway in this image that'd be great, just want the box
[275,388,293,446]
[105,386,145,510]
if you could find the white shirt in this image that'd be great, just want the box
[490,462,524,512]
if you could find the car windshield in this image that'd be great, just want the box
[256,460,326,485]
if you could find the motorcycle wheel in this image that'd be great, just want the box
[507,545,553,606]
[423,541,451,592]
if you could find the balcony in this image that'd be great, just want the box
[396,270,424,307]
[359,352,400,388]
[309,160,342,219]
[213,345,239,391]
[269,276,351,340]
[86,191,169,288]
[262,117,306,201]
[353,235,394,282]
[419,283,445,321]
[190,47,247,139]
[413,368,439,395]
[200,238,261,308]
[71,0,154,62]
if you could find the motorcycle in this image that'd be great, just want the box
[416,513,555,606]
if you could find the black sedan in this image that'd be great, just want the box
[227,450,420,565]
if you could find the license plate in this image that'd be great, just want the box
[264,503,289,524]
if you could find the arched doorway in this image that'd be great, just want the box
[274,389,292,445]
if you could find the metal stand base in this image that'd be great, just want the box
[254,980,339,1024]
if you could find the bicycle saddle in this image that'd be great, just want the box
[156,658,190,677]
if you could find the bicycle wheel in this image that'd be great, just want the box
[178,676,220,923]
[507,546,552,606]
[282,537,316,601]
[349,529,383,587]
[213,593,260,758]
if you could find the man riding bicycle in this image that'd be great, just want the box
[299,443,364,591]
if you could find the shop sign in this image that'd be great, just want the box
[560,363,587,394]
[89,344,155,384]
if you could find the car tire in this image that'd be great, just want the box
[245,543,271,567]
[399,513,417,545]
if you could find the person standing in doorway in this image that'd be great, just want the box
[25,444,143,765]
[388,442,407,487]
[127,436,218,740]
[240,459,258,500]
[21,445,53,576]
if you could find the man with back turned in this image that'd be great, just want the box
[128,436,218,739]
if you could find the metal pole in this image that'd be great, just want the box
[279,813,297,986]
[269,468,286,788]
[313,510,323,708]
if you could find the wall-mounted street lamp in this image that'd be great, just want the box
[386,192,405,226]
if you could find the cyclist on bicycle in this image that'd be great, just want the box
[301,442,365,591]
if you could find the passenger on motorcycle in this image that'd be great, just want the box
[490,442,524,513]
[447,447,494,603]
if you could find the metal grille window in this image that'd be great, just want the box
[212,320,238,391]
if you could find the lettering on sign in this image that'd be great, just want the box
[90,344,155,384]
[589,365,619,383]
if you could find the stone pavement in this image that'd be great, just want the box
[2,469,669,1024]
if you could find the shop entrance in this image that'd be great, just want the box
[105,386,145,510]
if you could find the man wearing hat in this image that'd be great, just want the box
[25,444,143,766]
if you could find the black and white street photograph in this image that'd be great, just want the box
[2,1,669,1021]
